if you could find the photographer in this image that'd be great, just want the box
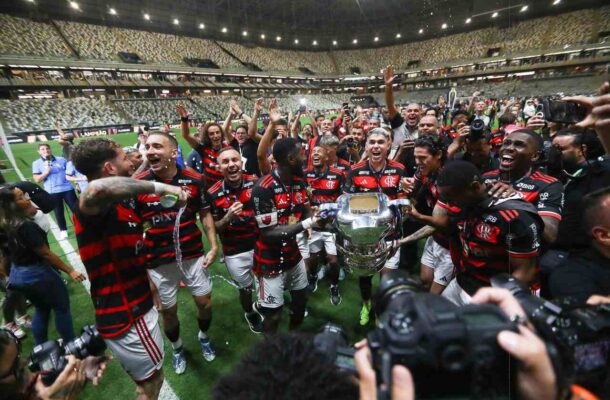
[0,328,109,400]
[355,288,559,400]
[337,124,366,164]
[450,130,499,174]
[549,187,610,302]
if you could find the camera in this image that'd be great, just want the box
[28,325,106,386]
[346,138,358,148]
[492,274,610,390]
[469,118,486,142]
[541,99,586,124]
[314,271,518,399]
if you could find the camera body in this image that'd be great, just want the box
[468,118,486,142]
[315,271,517,399]
[492,274,610,389]
[28,325,106,386]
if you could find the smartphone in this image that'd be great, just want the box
[342,102,349,109]
[298,105,306,113]
[542,99,586,124]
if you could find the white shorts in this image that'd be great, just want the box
[148,255,212,309]
[441,278,472,307]
[224,250,255,289]
[296,232,310,260]
[105,307,164,382]
[383,242,401,270]
[308,231,337,256]
[421,237,455,286]
[257,260,308,309]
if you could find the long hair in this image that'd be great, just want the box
[0,186,28,250]
[201,122,224,149]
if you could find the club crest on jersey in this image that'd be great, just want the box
[327,181,336,189]
[475,222,493,240]
[255,212,278,228]
[384,176,396,186]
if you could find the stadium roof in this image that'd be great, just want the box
[1,0,604,51]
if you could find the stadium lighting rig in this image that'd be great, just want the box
[109,8,117,16]
[143,13,150,21]
[491,12,499,18]
[396,33,402,38]
[199,23,205,29]
[520,5,529,12]
[312,40,318,46]
[441,23,447,29]
[465,17,472,24]
[294,38,299,44]
[332,40,338,46]
[69,1,79,10]
[374,36,379,42]
[173,18,179,25]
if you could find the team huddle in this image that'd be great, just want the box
[56,71,610,400]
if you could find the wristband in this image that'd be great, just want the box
[181,116,189,123]
[153,182,166,194]
[301,217,314,230]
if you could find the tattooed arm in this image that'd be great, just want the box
[80,177,185,216]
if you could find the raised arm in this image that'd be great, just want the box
[80,177,187,216]
[177,105,200,150]
[308,110,319,137]
[222,101,235,143]
[566,81,610,155]
[257,99,281,175]
[248,98,264,143]
[383,65,399,118]
[55,121,70,146]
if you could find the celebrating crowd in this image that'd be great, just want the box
[1,65,610,400]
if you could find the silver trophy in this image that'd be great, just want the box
[321,193,411,277]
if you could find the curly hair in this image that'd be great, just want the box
[71,138,120,179]
[212,333,358,400]
[201,122,224,149]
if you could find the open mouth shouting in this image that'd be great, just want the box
[499,153,515,170]
[226,165,241,180]
[370,148,384,162]
[147,154,163,169]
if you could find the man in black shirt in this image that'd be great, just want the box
[450,132,500,174]
[548,128,610,255]
[549,187,610,303]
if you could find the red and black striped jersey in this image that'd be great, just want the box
[195,143,230,188]
[332,158,351,176]
[344,159,407,200]
[304,166,345,206]
[446,197,543,296]
[412,168,451,249]
[207,175,258,256]
[135,167,209,267]
[251,171,310,276]
[482,169,564,221]
[73,201,152,339]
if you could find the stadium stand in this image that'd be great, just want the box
[1,6,608,73]
[0,97,125,133]
[0,15,72,58]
